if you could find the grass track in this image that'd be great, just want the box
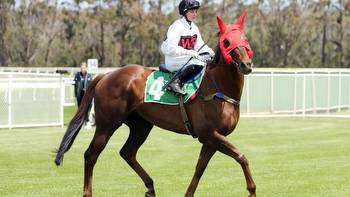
[0,116,349,197]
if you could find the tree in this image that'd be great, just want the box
[112,0,142,66]
[0,0,349,68]
[0,0,14,66]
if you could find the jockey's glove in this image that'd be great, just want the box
[208,49,215,57]
[198,52,212,63]
[186,50,200,59]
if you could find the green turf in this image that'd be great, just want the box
[64,106,77,125]
[0,118,349,197]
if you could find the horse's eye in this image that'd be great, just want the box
[223,38,230,48]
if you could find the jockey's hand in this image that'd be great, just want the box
[187,50,199,59]
[198,52,212,63]
[209,50,215,57]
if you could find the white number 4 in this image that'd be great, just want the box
[149,76,165,100]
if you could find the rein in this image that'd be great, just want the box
[202,92,240,106]
[200,68,240,106]
[200,48,240,106]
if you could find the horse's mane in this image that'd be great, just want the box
[213,46,221,64]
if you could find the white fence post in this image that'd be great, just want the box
[327,72,331,113]
[271,72,274,113]
[311,72,317,113]
[348,77,350,109]
[294,73,297,114]
[338,72,341,112]
[60,75,64,128]
[302,74,306,118]
[8,74,12,130]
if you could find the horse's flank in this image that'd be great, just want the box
[94,61,243,137]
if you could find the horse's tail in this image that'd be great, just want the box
[55,74,104,166]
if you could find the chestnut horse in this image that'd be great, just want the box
[55,12,256,197]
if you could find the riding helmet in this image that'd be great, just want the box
[178,0,201,15]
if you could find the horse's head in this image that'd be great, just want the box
[217,11,253,75]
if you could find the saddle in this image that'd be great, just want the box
[144,64,206,138]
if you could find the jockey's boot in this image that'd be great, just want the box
[168,64,203,96]
[168,78,186,95]
[179,64,203,82]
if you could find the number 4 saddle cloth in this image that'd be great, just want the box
[144,69,205,105]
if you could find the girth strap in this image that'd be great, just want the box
[202,92,240,106]
[178,95,197,138]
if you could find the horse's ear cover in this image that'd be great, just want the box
[216,16,226,33]
[216,10,253,63]
[234,10,246,31]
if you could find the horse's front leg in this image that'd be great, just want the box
[185,145,216,197]
[207,132,256,197]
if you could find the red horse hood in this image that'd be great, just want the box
[217,11,253,63]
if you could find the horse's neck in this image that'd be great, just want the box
[206,63,244,101]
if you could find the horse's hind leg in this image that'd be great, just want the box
[185,145,216,197]
[204,132,256,197]
[83,123,121,197]
[121,113,155,197]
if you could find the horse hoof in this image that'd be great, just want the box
[145,191,155,197]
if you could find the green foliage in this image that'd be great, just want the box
[0,0,349,68]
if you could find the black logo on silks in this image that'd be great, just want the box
[178,35,197,49]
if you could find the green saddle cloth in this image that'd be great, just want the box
[144,70,205,105]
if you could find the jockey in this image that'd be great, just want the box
[161,0,215,95]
